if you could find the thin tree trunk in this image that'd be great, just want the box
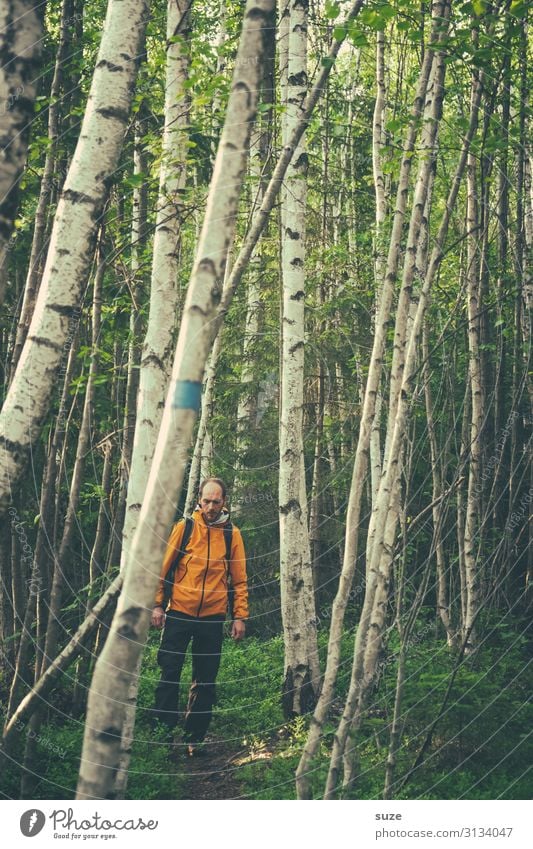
[9,0,75,374]
[184,334,222,515]
[105,111,149,572]
[0,0,149,513]
[309,359,325,591]
[423,322,456,647]
[120,0,192,571]
[71,437,114,713]
[463,110,483,651]
[231,145,267,511]
[279,0,320,717]
[370,28,387,503]
[457,380,471,632]
[296,0,446,796]
[41,244,105,673]
[1,576,123,750]
[0,0,45,277]
[77,0,275,800]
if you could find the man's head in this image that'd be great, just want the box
[198,477,227,524]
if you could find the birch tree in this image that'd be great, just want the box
[0,0,44,279]
[76,0,276,799]
[322,33,489,801]
[369,27,387,501]
[279,0,320,715]
[8,0,76,374]
[296,1,447,796]
[77,0,367,798]
[463,119,483,650]
[119,0,192,572]
[0,0,149,514]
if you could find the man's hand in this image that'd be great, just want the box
[231,619,246,641]
[151,606,166,629]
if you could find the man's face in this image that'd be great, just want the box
[199,483,225,524]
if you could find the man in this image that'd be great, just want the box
[151,477,248,756]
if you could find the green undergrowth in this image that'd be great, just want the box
[230,615,533,800]
[1,614,531,800]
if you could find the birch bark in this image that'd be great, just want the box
[370,28,387,503]
[0,0,44,276]
[77,0,275,799]
[9,0,74,374]
[325,31,490,802]
[105,111,149,572]
[0,0,149,513]
[423,323,456,647]
[232,60,273,512]
[184,334,222,515]
[296,0,445,796]
[119,0,192,572]
[112,1,191,796]
[279,0,320,716]
[463,142,483,650]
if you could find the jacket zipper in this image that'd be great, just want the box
[196,525,210,616]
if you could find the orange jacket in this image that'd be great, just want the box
[155,509,248,620]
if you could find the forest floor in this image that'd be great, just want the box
[170,734,275,800]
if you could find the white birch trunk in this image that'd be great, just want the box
[423,323,455,647]
[112,0,192,796]
[325,26,492,802]
[0,0,44,275]
[232,133,264,515]
[184,333,222,515]
[0,0,149,513]
[369,28,387,503]
[106,111,149,572]
[279,0,320,717]
[296,1,444,796]
[457,382,471,632]
[1,576,123,750]
[463,142,483,650]
[76,0,275,800]
[119,0,192,572]
[372,28,387,289]
[9,0,73,374]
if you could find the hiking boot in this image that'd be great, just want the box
[186,742,207,758]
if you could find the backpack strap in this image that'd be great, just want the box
[162,516,194,609]
[223,521,233,568]
[223,521,235,619]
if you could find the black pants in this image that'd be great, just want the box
[153,611,225,741]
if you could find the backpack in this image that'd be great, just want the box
[162,516,234,614]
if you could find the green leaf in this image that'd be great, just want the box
[360,8,387,29]
[379,4,396,22]
[348,21,370,47]
[510,0,527,15]
[125,173,147,188]
[325,0,341,19]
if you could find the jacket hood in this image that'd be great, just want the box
[192,505,230,527]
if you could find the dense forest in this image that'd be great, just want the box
[0,0,531,801]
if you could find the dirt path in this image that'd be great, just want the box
[170,738,250,800]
